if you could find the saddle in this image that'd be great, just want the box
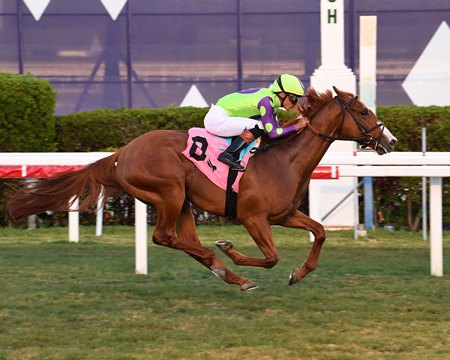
[182,128,260,219]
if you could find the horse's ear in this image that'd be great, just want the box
[332,86,340,96]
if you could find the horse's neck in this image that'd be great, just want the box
[291,130,332,174]
[289,107,341,175]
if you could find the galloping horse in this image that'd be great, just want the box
[8,87,397,291]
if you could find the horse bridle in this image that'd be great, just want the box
[306,94,386,150]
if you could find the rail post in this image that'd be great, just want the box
[430,177,443,277]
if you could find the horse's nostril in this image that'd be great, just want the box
[389,138,397,147]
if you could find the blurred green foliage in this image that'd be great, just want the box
[0,74,448,230]
[0,73,56,152]
[55,107,208,151]
[375,106,449,230]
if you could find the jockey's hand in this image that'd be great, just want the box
[295,97,310,113]
[293,116,308,132]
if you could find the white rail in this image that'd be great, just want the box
[0,151,448,277]
[320,151,449,277]
[321,151,450,166]
[0,152,112,165]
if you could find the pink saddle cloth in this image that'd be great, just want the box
[182,128,258,193]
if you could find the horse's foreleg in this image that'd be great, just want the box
[156,200,257,291]
[215,217,280,269]
[278,210,326,285]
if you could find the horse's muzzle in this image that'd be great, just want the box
[377,127,397,155]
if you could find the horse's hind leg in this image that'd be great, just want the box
[278,210,326,285]
[155,200,257,291]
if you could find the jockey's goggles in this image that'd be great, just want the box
[288,94,302,105]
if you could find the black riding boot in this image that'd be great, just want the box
[218,136,247,171]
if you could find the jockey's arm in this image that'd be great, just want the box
[283,116,309,131]
[258,97,299,139]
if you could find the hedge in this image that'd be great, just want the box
[55,107,209,151]
[377,106,450,152]
[54,104,450,154]
[372,106,450,229]
[54,107,301,151]
[0,72,449,229]
[0,73,56,152]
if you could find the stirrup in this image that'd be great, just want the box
[218,152,245,171]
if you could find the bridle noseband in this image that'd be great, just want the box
[306,94,385,150]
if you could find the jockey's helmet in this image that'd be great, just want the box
[270,74,305,96]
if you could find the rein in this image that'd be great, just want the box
[254,92,385,154]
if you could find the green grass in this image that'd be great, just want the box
[0,226,449,360]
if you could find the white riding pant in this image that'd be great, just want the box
[204,104,263,137]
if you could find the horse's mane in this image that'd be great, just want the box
[300,88,333,119]
[262,87,335,145]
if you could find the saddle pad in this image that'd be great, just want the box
[182,128,258,193]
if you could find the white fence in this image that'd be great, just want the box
[0,151,448,277]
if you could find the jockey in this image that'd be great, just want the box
[204,74,306,171]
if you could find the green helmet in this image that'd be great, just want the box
[270,74,305,96]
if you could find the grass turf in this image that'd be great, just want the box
[0,225,449,359]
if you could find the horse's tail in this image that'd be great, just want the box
[7,152,123,221]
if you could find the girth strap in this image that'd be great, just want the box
[225,167,239,220]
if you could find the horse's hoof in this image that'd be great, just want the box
[288,268,300,286]
[240,280,258,291]
[215,240,233,252]
[211,268,226,280]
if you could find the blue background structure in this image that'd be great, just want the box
[0,0,449,114]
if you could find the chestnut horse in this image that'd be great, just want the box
[8,87,397,291]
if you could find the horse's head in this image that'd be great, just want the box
[331,86,397,154]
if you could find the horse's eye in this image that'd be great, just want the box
[360,109,369,116]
